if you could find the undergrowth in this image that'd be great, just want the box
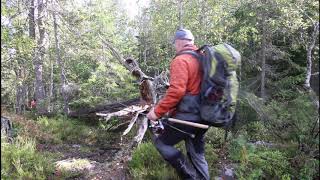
[36,115,98,144]
[228,135,319,179]
[129,142,179,179]
[1,110,119,179]
[129,126,319,179]
[128,139,220,179]
[1,136,56,180]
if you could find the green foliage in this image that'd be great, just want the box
[204,143,220,177]
[69,61,139,110]
[237,91,318,152]
[129,142,178,179]
[229,135,256,162]
[273,74,305,91]
[1,136,56,180]
[235,96,261,130]
[205,127,227,148]
[245,121,270,142]
[229,136,292,179]
[129,140,220,179]
[235,150,291,180]
[1,0,319,179]
[297,155,319,179]
[69,96,105,109]
[36,116,97,144]
[264,94,318,147]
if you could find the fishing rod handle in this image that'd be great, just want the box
[167,118,209,129]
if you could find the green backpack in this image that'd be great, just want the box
[179,43,241,128]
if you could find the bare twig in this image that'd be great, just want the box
[122,107,148,136]
[98,34,131,70]
[96,105,148,122]
[133,116,148,146]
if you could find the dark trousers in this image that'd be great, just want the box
[153,122,210,180]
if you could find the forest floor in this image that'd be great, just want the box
[47,141,235,180]
[1,110,135,180]
[44,138,133,179]
[2,109,235,180]
[46,127,140,179]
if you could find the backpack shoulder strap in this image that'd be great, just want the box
[174,45,212,59]
[175,50,201,60]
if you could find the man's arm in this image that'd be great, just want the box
[154,58,189,118]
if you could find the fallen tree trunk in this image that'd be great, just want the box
[68,98,140,118]
[98,36,160,146]
[69,36,168,146]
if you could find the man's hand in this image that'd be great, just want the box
[147,108,159,122]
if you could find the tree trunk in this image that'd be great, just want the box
[15,84,28,114]
[304,22,319,90]
[28,0,36,107]
[53,11,69,114]
[1,116,14,141]
[178,0,183,29]
[15,84,23,114]
[48,50,54,112]
[69,98,140,118]
[260,10,266,102]
[22,85,27,113]
[199,0,208,42]
[28,0,35,39]
[14,67,21,114]
[31,0,47,114]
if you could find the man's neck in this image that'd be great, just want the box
[176,44,196,53]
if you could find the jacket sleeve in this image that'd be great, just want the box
[154,58,188,117]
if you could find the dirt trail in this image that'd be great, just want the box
[214,146,236,180]
[43,136,134,179]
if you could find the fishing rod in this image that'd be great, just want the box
[111,102,210,129]
[136,112,209,138]
[99,103,210,138]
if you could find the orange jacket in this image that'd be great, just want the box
[154,44,202,117]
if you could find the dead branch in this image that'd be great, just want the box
[122,107,149,136]
[107,121,131,133]
[153,70,170,100]
[70,36,171,146]
[133,116,149,147]
[96,105,148,122]
[99,37,158,145]
[99,34,131,70]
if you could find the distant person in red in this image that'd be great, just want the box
[30,99,36,109]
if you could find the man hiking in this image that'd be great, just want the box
[147,28,210,180]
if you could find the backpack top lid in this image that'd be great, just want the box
[213,43,241,72]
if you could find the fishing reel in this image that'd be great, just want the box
[148,118,197,138]
[148,119,165,136]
